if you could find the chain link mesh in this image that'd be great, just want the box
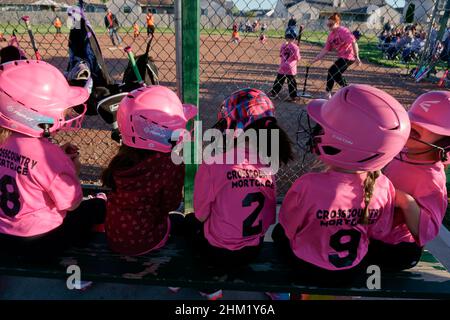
[1,0,176,186]
[0,0,448,195]
[198,0,448,195]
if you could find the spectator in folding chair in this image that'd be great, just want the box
[402,32,425,63]
[383,21,393,34]
[261,23,267,33]
[245,20,252,33]
[386,30,413,60]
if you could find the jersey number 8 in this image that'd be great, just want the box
[0,175,21,218]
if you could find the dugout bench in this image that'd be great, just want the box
[0,185,449,299]
[0,232,449,299]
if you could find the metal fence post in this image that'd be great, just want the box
[175,0,182,98]
[438,0,450,40]
[181,0,200,213]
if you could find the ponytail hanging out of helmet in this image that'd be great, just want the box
[328,13,341,24]
[362,171,380,225]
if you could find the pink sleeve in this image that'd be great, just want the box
[325,34,332,51]
[369,181,395,240]
[417,192,448,246]
[342,28,356,44]
[194,164,214,221]
[47,171,83,211]
[279,182,307,240]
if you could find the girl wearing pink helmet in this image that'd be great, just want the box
[189,88,293,299]
[0,60,105,259]
[368,91,450,271]
[102,85,197,256]
[274,84,410,285]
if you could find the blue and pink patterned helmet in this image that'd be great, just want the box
[217,88,275,130]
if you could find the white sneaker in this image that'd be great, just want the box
[199,290,223,300]
[168,287,181,293]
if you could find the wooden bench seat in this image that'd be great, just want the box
[0,234,449,299]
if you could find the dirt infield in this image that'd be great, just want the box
[8,31,437,194]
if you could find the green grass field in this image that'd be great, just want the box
[0,23,418,69]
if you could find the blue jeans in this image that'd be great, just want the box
[108,28,122,46]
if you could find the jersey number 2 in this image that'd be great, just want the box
[0,175,21,217]
[328,229,361,268]
[242,192,265,237]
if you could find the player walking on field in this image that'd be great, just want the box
[146,11,155,36]
[133,22,140,39]
[274,85,410,285]
[102,86,197,256]
[368,91,450,271]
[190,88,293,300]
[312,13,362,99]
[269,28,301,101]
[231,23,240,44]
[54,17,62,36]
[0,60,105,259]
[104,9,122,46]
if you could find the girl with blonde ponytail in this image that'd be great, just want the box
[273,84,410,286]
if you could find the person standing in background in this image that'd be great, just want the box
[104,9,122,46]
[146,11,155,36]
[54,17,62,36]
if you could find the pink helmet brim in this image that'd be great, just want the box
[183,104,197,121]
[67,85,90,108]
[306,98,327,125]
[409,113,450,136]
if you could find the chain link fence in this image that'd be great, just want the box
[0,0,448,195]
[198,0,449,195]
[1,0,177,185]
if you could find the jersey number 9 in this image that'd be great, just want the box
[328,229,361,268]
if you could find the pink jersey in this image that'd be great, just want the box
[0,132,82,237]
[194,147,276,251]
[382,158,447,246]
[325,26,356,61]
[278,42,301,75]
[279,171,395,271]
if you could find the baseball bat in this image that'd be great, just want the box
[438,69,448,87]
[297,25,304,46]
[302,66,309,94]
[21,16,41,60]
[124,46,144,86]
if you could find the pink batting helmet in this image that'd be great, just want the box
[0,60,88,137]
[307,84,410,171]
[117,85,197,152]
[408,91,450,136]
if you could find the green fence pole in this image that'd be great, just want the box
[438,0,450,41]
[181,0,200,214]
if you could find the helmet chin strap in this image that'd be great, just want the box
[398,136,448,164]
